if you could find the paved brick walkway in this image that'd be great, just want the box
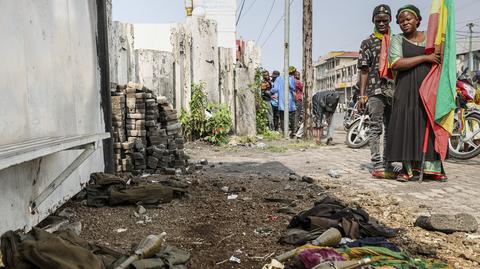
[189,130,480,221]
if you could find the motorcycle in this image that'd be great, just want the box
[343,85,361,131]
[448,69,480,159]
[345,109,370,149]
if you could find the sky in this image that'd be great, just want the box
[113,0,480,72]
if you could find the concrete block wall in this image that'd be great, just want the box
[110,16,262,135]
[234,67,256,136]
[135,49,175,104]
[110,22,136,85]
[218,47,235,126]
[171,23,192,111]
[187,17,220,104]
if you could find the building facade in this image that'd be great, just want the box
[456,41,480,73]
[314,51,359,105]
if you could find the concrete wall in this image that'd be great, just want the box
[219,47,235,123]
[0,0,106,233]
[232,40,262,136]
[188,16,220,104]
[110,22,135,85]
[135,49,175,104]
[235,67,256,136]
[171,23,193,111]
[133,23,175,52]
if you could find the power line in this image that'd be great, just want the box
[257,0,276,44]
[261,0,295,48]
[456,17,480,25]
[261,13,283,48]
[241,0,258,21]
[236,0,247,26]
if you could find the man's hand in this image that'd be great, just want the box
[357,96,367,111]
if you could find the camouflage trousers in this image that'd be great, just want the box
[366,95,392,169]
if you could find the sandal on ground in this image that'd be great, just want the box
[430,174,448,182]
[396,174,413,182]
[371,169,386,179]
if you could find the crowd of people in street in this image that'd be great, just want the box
[261,67,340,144]
[261,67,304,137]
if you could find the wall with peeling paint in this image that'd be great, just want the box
[188,17,220,104]
[110,22,136,85]
[135,49,175,104]
[0,0,106,234]
[218,47,235,125]
[171,23,192,111]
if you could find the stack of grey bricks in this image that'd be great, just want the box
[111,84,128,173]
[111,82,187,175]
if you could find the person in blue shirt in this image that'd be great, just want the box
[271,66,297,136]
[270,70,281,130]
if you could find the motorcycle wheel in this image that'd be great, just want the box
[448,113,480,160]
[346,119,369,148]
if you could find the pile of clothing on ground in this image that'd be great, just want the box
[84,173,188,207]
[270,196,451,269]
[0,228,190,269]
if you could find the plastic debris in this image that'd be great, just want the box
[227,194,238,200]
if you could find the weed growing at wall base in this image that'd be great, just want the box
[252,68,269,135]
[180,82,232,145]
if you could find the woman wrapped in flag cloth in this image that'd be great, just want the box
[385,5,448,181]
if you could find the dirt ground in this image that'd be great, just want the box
[63,139,480,269]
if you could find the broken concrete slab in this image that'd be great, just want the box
[415,213,478,234]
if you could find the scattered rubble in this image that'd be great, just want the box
[301,175,314,184]
[415,213,478,234]
[327,169,341,178]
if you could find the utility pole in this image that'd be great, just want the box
[302,0,313,139]
[467,23,474,72]
[283,0,290,138]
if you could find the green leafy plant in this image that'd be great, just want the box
[262,130,281,140]
[180,82,232,145]
[180,82,208,140]
[252,68,270,134]
[205,104,232,145]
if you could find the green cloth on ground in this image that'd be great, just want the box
[337,246,451,269]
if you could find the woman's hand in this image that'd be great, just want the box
[425,53,441,64]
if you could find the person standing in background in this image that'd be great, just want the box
[261,70,274,130]
[270,67,296,136]
[294,70,303,133]
[270,70,281,131]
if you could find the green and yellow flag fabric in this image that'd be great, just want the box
[419,0,457,160]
